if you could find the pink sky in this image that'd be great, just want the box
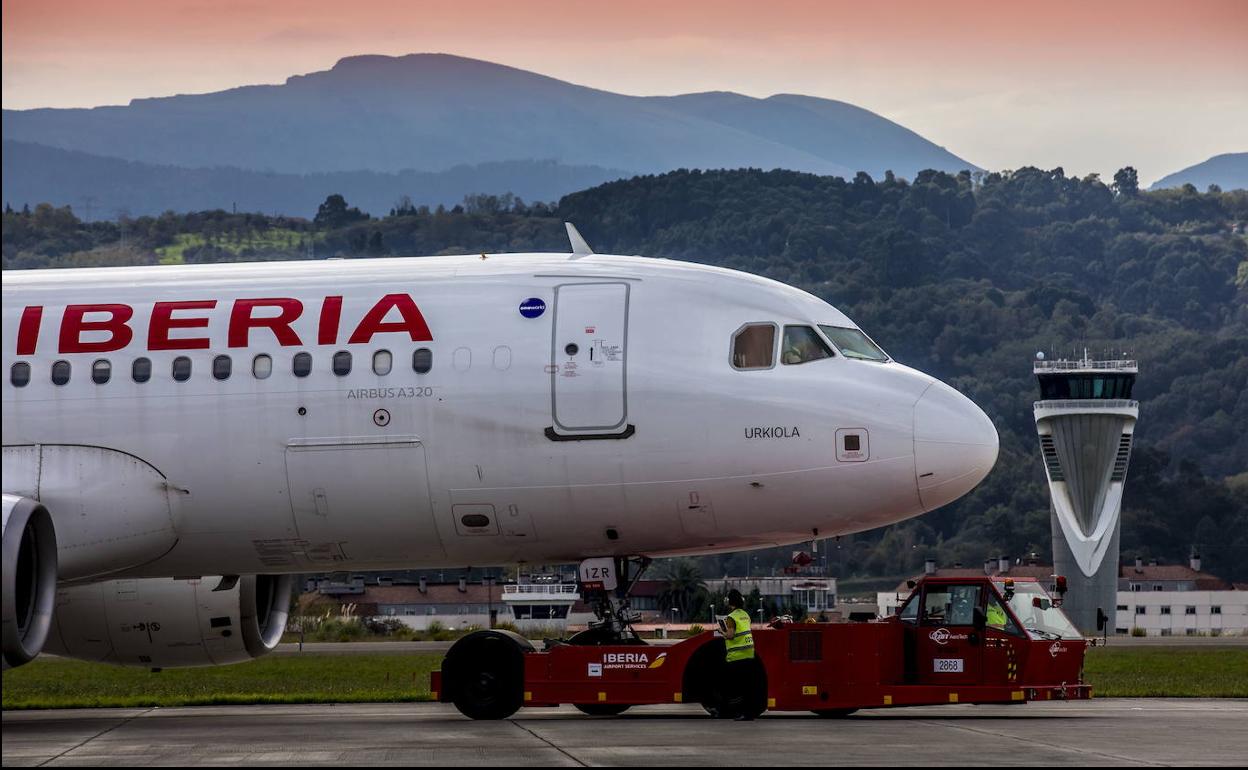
[3,0,1246,183]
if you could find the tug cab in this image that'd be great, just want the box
[898,576,1084,691]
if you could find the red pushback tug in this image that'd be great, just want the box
[432,574,1091,719]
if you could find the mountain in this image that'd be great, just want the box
[2,54,976,184]
[1150,152,1248,191]
[0,140,626,217]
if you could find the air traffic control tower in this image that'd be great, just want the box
[1034,353,1139,634]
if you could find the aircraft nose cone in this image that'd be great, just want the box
[913,381,999,512]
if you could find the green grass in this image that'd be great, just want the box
[1,653,440,710]
[1083,647,1248,697]
[155,229,312,264]
[3,647,1244,710]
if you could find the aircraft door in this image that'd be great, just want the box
[548,282,633,439]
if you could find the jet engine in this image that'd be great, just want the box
[2,494,59,669]
[43,574,293,668]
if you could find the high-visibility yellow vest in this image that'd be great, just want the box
[724,608,755,662]
[986,603,1008,629]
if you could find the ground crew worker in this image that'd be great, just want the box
[986,599,1008,630]
[719,589,756,720]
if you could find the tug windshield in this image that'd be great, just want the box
[997,581,1082,640]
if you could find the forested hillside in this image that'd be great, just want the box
[5,167,1247,580]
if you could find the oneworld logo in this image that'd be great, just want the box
[519,298,546,319]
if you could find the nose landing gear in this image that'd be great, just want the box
[565,555,652,646]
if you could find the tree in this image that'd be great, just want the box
[314,194,368,229]
[656,561,709,622]
[1113,167,1140,197]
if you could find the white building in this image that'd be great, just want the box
[1117,590,1248,636]
[708,576,837,618]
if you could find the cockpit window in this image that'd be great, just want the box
[819,325,889,362]
[731,323,777,370]
[781,326,834,365]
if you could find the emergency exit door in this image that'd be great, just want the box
[548,282,632,439]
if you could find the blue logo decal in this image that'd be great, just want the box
[519,298,546,319]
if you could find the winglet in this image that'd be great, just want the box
[565,222,594,258]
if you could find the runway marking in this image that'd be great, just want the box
[35,707,156,768]
[914,718,1168,766]
[509,718,588,767]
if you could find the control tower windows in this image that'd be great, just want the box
[820,325,889,362]
[732,323,777,369]
[781,325,833,365]
[1037,373,1135,400]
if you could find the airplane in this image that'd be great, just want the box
[1,225,998,669]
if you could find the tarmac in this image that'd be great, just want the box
[4,698,1246,766]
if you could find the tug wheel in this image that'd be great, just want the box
[685,644,767,719]
[443,630,532,720]
[574,703,631,716]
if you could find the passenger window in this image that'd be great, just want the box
[51,360,71,386]
[252,354,272,379]
[92,360,111,384]
[172,356,192,382]
[213,355,232,380]
[133,357,152,383]
[372,350,392,376]
[781,325,833,365]
[11,362,31,387]
[413,348,433,374]
[332,351,352,376]
[292,352,312,378]
[731,324,776,369]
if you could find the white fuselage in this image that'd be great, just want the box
[1,253,998,582]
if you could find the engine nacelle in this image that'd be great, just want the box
[2,494,59,669]
[43,574,293,668]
